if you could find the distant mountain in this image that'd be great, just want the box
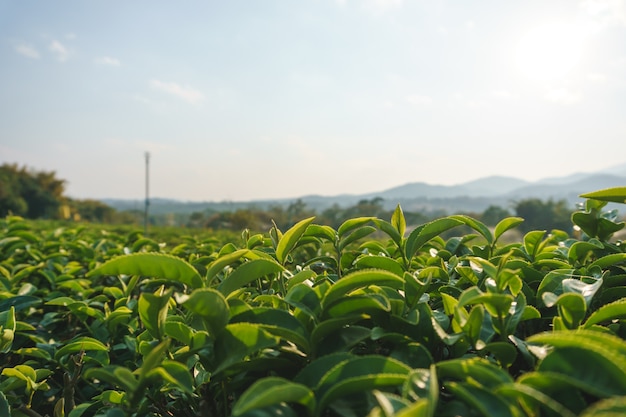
[601,162,626,178]
[506,174,626,200]
[102,167,626,215]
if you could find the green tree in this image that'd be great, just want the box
[481,205,511,226]
[71,199,117,223]
[0,164,66,218]
[514,198,572,233]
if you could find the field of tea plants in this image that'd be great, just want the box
[1,187,626,417]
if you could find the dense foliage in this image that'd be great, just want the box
[1,187,626,416]
[0,164,132,224]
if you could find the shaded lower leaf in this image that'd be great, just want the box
[496,382,576,417]
[54,337,109,361]
[213,323,281,375]
[444,381,516,417]
[538,346,626,397]
[584,298,626,328]
[316,356,412,415]
[232,377,314,416]
[580,396,626,417]
[436,357,514,388]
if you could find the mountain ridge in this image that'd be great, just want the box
[102,169,626,215]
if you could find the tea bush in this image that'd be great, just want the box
[1,187,626,416]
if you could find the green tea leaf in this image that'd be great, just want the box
[322,269,404,308]
[88,253,202,289]
[285,283,321,320]
[354,256,404,276]
[218,258,284,296]
[494,217,524,244]
[138,339,170,383]
[213,323,281,374]
[338,226,377,251]
[0,392,10,417]
[138,287,173,340]
[444,381,516,417]
[589,253,626,270]
[54,337,109,361]
[523,230,546,259]
[316,355,412,415]
[159,359,194,393]
[555,293,586,329]
[584,298,626,328]
[275,217,315,265]
[232,377,314,416]
[580,187,626,204]
[324,293,391,318]
[337,217,376,238]
[538,346,626,397]
[496,383,576,417]
[580,396,626,417]
[528,330,626,362]
[450,215,493,245]
[231,307,310,352]
[391,204,406,238]
[206,249,250,284]
[436,358,514,388]
[84,366,138,392]
[0,306,15,353]
[294,352,354,388]
[183,288,229,336]
[405,218,463,261]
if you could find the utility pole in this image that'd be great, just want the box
[144,152,150,235]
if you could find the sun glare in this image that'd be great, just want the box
[515,21,586,82]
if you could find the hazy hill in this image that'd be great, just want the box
[103,167,626,215]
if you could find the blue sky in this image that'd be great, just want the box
[1,0,625,201]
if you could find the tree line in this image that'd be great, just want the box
[0,164,133,223]
[0,163,586,234]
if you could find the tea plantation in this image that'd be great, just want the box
[1,188,626,417]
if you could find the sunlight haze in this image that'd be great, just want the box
[1,0,625,201]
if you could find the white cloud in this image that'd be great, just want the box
[491,90,517,99]
[406,94,433,106]
[466,20,476,29]
[49,40,70,62]
[369,0,403,7]
[587,72,608,83]
[580,0,626,26]
[362,0,404,14]
[95,56,121,66]
[150,79,205,104]
[14,43,40,59]
[544,88,582,105]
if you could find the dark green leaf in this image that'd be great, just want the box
[138,287,173,340]
[183,288,229,336]
[232,377,314,416]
